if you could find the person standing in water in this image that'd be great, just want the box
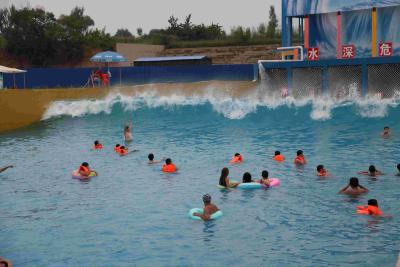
[124,121,133,143]
[381,126,391,138]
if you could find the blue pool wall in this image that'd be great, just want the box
[3,64,258,89]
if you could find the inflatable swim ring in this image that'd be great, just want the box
[71,170,97,180]
[263,178,281,187]
[237,183,262,189]
[188,208,223,221]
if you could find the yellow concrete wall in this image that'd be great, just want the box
[0,81,256,133]
[0,88,108,133]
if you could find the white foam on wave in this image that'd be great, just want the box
[42,86,400,121]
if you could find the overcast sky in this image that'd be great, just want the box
[2,0,281,35]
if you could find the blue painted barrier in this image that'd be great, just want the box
[3,64,255,89]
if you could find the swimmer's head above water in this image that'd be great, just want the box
[369,165,376,174]
[148,153,154,161]
[275,151,281,156]
[349,177,360,188]
[165,158,172,165]
[261,170,269,179]
[297,150,303,156]
[368,199,379,207]
[242,172,252,183]
[202,194,211,204]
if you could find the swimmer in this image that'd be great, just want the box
[339,177,368,195]
[0,257,12,267]
[219,167,239,188]
[0,165,14,174]
[162,158,177,173]
[273,151,285,162]
[230,153,243,164]
[381,126,391,138]
[93,140,103,150]
[78,162,97,177]
[397,164,400,176]
[356,199,382,216]
[148,153,165,164]
[257,170,271,186]
[242,172,254,183]
[358,165,383,177]
[193,194,220,221]
[114,144,121,153]
[316,165,330,177]
[119,146,129,156]
[294,150,306,165]
[124,122,133,142]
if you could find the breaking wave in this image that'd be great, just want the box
[42,85,400,121]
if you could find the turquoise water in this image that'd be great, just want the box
[1,88,400,266]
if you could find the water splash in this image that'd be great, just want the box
[42,85,400,121]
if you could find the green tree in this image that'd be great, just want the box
[267,5,278,38]
[136,27,143,37]
[57,7,95,63]
[1,6,59,65]
[115,28,133,38]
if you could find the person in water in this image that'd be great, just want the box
[316,165,330,177]
[381,126,391,138]
[294,150,306,165]
[124,122,133,142]
[257,170,271,186]
[148,153,165,164]
[358,165,383,177]
[219,167,239,188]
[242,172,254,183]
[230,153,243,164]
[356,199,383,216]
[119,146,129,156]
[162,158,177,173]
[78,162,97,177]
[193,194,219,221]
[397,163,400,176]
[0,165,14,174]
[93,140,103,150]
[339,177,368,195]
[273,151,285,162]
[0,257,12,267]
[114,144,121,153]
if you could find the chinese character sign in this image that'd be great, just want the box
[379,42,392,57]
[342,45,355,59]
[307,47,319,61]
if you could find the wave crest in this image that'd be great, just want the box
[42,86,400,121]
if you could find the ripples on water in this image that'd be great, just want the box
[1,87,400,266]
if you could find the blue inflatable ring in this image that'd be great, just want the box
[188,208,223,220]
[237,182,262,189]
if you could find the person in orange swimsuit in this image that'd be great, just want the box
[119,146,129,156]
[316,165,330,177]
[78,162,97,177]
[114,144,121,153]
[162,158,177,173]
[93,140,103,150]
[273,151,285,162]
[230,153,243,164]
[356,199,383,216]
[294,150,306,165]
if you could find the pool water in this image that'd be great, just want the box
[1,86,400,266]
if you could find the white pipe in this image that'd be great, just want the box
[258,46,304,63]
